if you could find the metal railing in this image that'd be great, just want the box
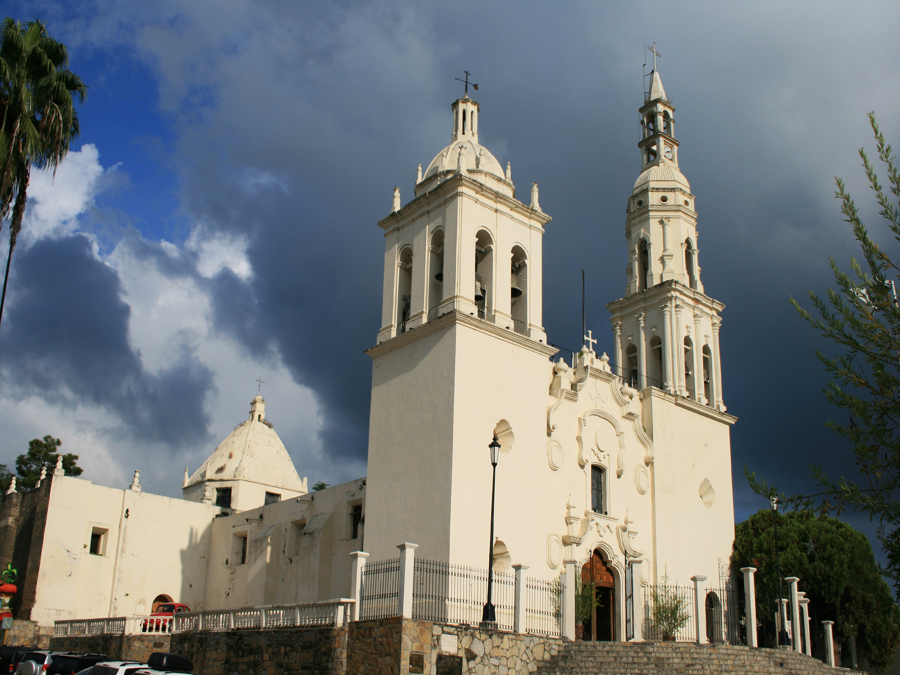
[706,584,744,646]
[359,558,401,620]
[525,576,561,637]
[642,583,696,642]
[411,559,515,631]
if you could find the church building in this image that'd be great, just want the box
[0,67,736,644]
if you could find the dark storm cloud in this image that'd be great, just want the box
[0,235,213,448]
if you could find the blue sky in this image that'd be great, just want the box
[2,0,900,571]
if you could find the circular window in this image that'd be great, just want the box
[684,200,691,208]
[659,195,669,203]
[636,199,644,207]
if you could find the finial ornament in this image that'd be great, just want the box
[454,70,479,97]
[392,187,401,212]
[54,455,64,476]
[130,470,141,492]
[647,42,662,71]
[416,163,422,183]
[530,182,541,212]
[6,477,15,495]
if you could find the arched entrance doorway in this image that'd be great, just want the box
[581,550,616,641]
[151,594,173,613]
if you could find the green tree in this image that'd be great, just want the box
[748,113,900,592]
[732,510,899,669]
[14,435,81,491]
[312,481,329,491]
[0,17,87,330]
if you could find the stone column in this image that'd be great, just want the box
[674,303,685,395]
[397,542,418,619]
[661,303,674,393]
[711,317,724,410]
[740,567,758,648]
[630,559,643,642]
[562,559,576,641]
[613,322,623,373]
[513,564,528,634]
[349,551,370,621]
[691,575,707,645]
[799,594,811,656]
[823,621,835,667]
[785,577,801,653]
[637,313,647,389]
[692,314,705,403]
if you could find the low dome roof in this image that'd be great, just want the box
[633,163,691,192]
[423,139,504,182]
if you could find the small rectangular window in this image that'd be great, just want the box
[350,504,363,540]
[232,533,248,565]
[264,491,280,505]
[215,487,232,509]
[89,527,109,556]
[591,466,606,515]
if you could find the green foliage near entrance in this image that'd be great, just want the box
[648,581,691,638]
[732,509,899,670]
[574,574,601,626]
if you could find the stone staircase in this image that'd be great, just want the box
[533,641,859,675]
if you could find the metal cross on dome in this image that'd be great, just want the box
[647,43,661,71]
[255,377,265,393]
[455,71,479,96]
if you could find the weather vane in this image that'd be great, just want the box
[255,377,265,393]
[455,71,479,96]
[647,43,661,71]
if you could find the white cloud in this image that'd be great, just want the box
[185,228,252,281]
[20,144,106,245]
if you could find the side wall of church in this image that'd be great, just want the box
[29,475,218,626]
[642,389,735,586]
[364,324,458,563]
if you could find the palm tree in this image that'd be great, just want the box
[0,17,87,332]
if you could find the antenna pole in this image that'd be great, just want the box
[582,269,586,346]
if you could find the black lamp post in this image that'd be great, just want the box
[481,436,501,626]
[771,495,788,646]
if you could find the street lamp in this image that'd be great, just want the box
[771,495,788,646]
[482,436,501,626]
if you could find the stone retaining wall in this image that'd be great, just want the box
[50,634,171,662]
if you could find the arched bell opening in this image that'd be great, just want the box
[685,239,697,290]
[625,344,638,389]
[474,230,494,319]
[428,229,445,319]
[581,550,617,642]
[683,336,694,397]
[397,246,413,334]
[662,111,672,136]
[702,345,713,405]
[637,239,650,292]
[648,336,663,387]
[510,245,528,334]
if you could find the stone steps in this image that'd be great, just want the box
[533,642,860,675]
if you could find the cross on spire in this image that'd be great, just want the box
[647,43,662,71]
[454,70,479,97]
[255,377,265,393]
[584,330,597,353]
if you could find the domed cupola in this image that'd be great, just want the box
[415,95,513,198]
[182,395,308,512]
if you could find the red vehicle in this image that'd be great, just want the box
[141,603,190,633]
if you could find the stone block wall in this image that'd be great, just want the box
[50,634,171,661]
[348,618,403,675]
[5,619,53,648]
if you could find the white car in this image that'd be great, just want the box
[128,653,192,675]
[76,662,148,675]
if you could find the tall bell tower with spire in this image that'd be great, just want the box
[607,66,724,410]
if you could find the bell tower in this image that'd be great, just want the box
[607,68,724,411]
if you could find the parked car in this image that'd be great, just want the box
[76,661,147,675]
[130,653,192,675]
[45,653,109,675]
[140,603,190,633]
[15,651,66,675]
[0,646,33,674]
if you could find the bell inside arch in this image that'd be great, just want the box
[475,274,486,302]
[510,269,523,298]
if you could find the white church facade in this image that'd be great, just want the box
[0,68,736,643]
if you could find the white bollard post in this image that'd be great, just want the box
[785,577,801,653]
[691,575,707,645]
[513,564,529,634]
[740,567,758,648]
[823,620,835,667]
[799,594,811,656]
[562,559,576,641]
[349,550,370,621]
[397,542,418,619]
[631,559,644,642]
